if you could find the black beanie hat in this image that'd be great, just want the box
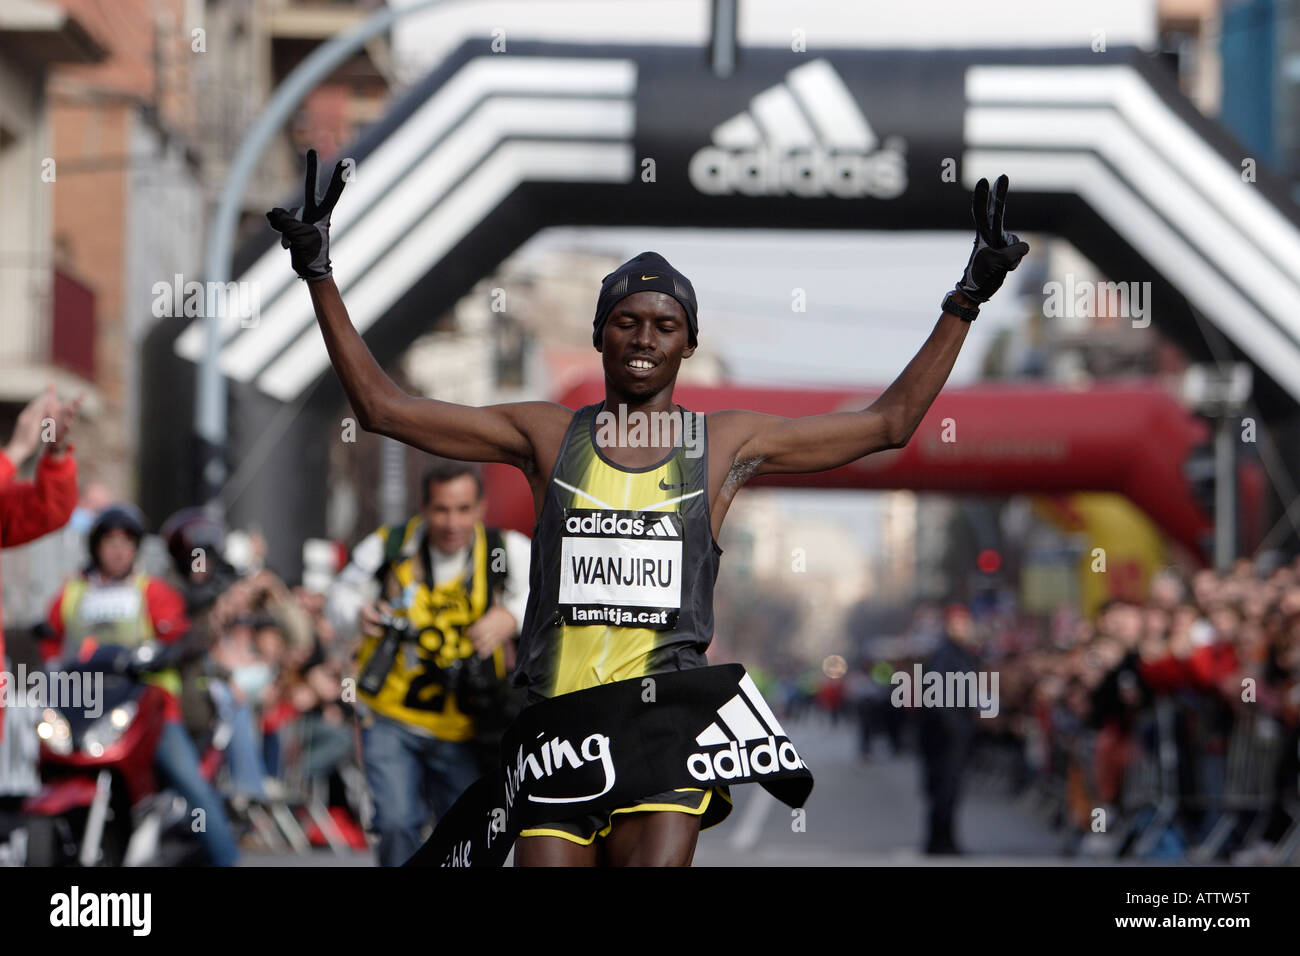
[592,251,698,348]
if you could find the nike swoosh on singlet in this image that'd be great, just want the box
[658,477,688,490]
[641,275,658,280]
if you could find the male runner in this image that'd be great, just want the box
[268,150,1028,866]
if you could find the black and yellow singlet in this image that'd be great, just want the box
[514,401,722,699]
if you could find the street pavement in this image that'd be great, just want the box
[241,714,1074,867]
[694,714,1066,866]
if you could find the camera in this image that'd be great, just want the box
[357,613,412,697]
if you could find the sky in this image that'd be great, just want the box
[515,226,1035,388]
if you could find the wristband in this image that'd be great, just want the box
[942,290,980,322]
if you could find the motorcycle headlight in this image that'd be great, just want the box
[36,708,73,756]
[82,701,137,757]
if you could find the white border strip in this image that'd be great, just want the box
[221,96,634,382]
[258,140,632,400]
[175,57,635,363]
[962,149,1300,402]
[966,106,1300,346]
[966,65,1300,287]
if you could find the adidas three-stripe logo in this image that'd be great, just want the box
[689,58,907,199]
[688,675,807,782]
[695,674,789,744]
[642,514,678,538]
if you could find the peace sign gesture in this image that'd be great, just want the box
[955,174,1030,304]
[266,148,349,282]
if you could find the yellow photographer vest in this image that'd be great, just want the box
[354,520,507,740]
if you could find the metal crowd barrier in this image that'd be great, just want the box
[1020,694,1300,863]
[268,716,355,855]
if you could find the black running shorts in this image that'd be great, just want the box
[518,785,733,845]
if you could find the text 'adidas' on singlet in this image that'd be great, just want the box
[514,402,723,698]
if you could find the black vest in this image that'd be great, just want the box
[514,402,722,698]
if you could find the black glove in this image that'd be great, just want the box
[266,148,348,282]
[955,174,1030,303]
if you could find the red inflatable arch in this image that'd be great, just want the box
[483,378,1213,559]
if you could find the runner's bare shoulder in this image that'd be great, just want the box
[703,409,777,462]
[496,400,575,478]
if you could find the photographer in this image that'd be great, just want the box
[327,459,530,866]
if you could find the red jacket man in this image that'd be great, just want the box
[0,388,80,741]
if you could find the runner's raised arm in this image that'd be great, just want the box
[715,174,1030,480]
[303,274,555,468]
[268,150,567,472]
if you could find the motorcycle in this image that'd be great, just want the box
[21,642,229,866]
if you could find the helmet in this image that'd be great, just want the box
[87,504,146,569]
[160,507,228,579]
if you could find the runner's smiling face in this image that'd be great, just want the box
[598,291,695,399]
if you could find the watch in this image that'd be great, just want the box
[942,290,980,322]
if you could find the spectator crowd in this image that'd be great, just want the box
[812,559,1300,862]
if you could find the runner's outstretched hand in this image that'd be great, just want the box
[266,148,347,282]
[955,173,1030,303]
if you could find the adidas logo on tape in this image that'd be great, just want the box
[689,58,907,199]
[687,674,807,782]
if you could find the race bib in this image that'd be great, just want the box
[559,509,682,629]
[78,586,143,625]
